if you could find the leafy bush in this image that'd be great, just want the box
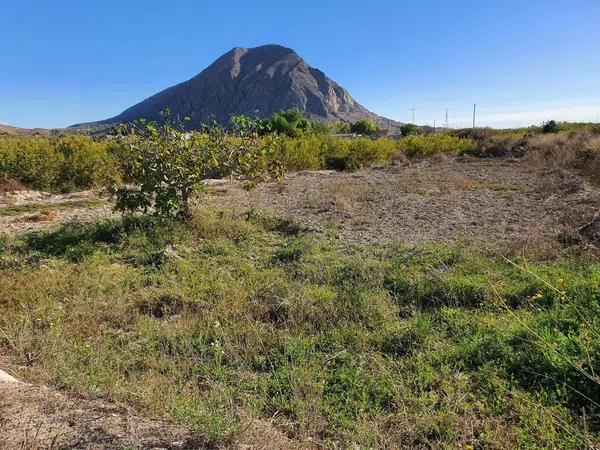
[398,133,476,158]
[349,119,378,135]
[0,137,63,189]
[400,123,420,136]
[333,122,351,133]
[266,109,313,137]
[111,115,283,219]
[542,120,560,133]
[278,135,399,172]
[263,109,331,137]
[55,135,117,190]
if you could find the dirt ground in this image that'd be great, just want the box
[0,381,199,449]
[208,156,600,249]
[0,363,293,450]
[2,157,599,249]
[0,189,115,235]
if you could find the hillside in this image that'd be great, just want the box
[71,45,402,131]
[0,124,52,136]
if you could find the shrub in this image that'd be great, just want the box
[55,135,117,190]
[524,131,600,185]
[350,119,378,135]
[264,109,331,137]
[333,122,351,134]
[0,134,115,191]
[542,120,560,133]
[278,135,399,172]
[111,115,283,219]
[400,123,420,136]
[311,121,332,135]
[278,135,328,171]
[398,133,476,158]
[0,137,64,189]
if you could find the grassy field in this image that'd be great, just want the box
[1,209,598,448]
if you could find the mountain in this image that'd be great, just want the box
[0,124,52,136]
[72,45,402,131]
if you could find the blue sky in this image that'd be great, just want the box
[2,0,599,129]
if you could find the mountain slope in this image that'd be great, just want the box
[72,45,401,131]
[0,124,52,136]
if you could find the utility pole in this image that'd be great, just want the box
[433,119,436,133]
[410,108,417,124]
[445,109,449,129]
[472,104,476,129]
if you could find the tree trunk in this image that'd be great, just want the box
[180,187,192,220]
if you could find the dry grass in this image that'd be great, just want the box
[490,131,600,186]
[25,211,58,223]
[0,179,25,193]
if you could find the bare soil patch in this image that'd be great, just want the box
[0,363,294,450]
[0,382,200,449]
[0,190,115,235]
[208,157,600,249]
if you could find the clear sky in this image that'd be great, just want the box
[2,0,599,129]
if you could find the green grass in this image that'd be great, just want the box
[0,199,108,217]
[0,210,598,448]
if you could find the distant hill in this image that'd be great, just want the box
[71,45,402,132]
[0,124,52,136]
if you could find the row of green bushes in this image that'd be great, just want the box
[260,109,381,137]
[0,135,117,191]
[279,133,475,170]
[398,133,476,157]
[279,135,398,171]
[0,132,478,192]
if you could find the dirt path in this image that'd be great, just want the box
[0,382,199,449]
[0,365,294,450]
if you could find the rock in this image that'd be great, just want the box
[71,45,403,132]
[0,369,24,384]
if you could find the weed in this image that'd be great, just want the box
[0,212,598,447]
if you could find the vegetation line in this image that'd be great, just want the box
[0,199,109,217]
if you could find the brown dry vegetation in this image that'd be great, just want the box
[207,157,599,255]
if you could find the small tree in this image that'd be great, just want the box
[350,119,378,135]
[542,120,560,134]
[400,123,420,136]
[311,121,332,135]
[334,122,351,134]
[110,114,282,220]
[267,109,313,137]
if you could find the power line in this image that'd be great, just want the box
[409,108,417,124]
